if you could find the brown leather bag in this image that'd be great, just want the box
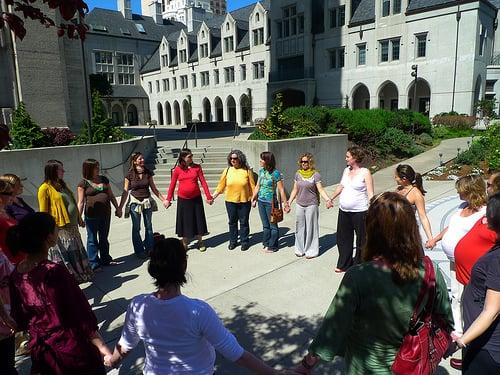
[270,177,283,224]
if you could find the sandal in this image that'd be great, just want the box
[198,241,207,252]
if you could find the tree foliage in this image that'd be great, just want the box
[10,102,48,149]
[89,74,113,96]
[0,0,89,40]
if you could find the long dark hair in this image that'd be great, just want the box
[128,152,149,179]
[44,159,67,191]
[396,164,426,195]
[260,151,276,173]
[177,148,198,170]
[363,192,423,284]
[487,193,500,237]
[7,212,56,255]
[148,235,188,288]
[82,159,99,180]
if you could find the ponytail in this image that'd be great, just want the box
[396,164,426,195]
[414,173,426,196]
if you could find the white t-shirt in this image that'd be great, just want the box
[118,294,244,375]
[441,206,487,260]
[339,167,369,212]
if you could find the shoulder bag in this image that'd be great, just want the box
[270,174,283,224]
[391,256,452,375]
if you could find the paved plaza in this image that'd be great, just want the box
[16,132,472,374]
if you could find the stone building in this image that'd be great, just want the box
[268,0,500,117]
[140,0,270,126]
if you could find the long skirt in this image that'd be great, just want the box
[48,225,93,284]
[176,196,209,239]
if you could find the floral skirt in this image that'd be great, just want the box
[48,225,93,284]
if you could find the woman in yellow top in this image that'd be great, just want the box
[212,150,255,251]
[38,159,93,283]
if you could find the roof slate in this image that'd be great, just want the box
[140,47,160,74]
[350,0,375,25]
[112,84,148,98]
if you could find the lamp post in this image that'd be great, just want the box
[411,64,418,134]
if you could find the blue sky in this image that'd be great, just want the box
[84,0,256,14]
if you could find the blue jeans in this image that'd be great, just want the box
[258,200,279,250]
[225,201,251,246]
[130,204,154,255]
[85,216,112,269]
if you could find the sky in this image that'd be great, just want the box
[84,0,256,14]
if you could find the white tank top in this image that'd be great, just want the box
[339,167,369,212]
[441,206,486,260]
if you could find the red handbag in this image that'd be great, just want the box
[391,256,452,375]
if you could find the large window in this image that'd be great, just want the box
[224,36,234,52]
[280,5,304,38]
[179,49,187,63]
[382,0,390,17]
[180,75,188,89]
[479,25,487,57]
[357,44,367,66]
[117,52,134,85]
[379,38,401,62]
[240,64,247,81]
[214,69,220,84]
[224,66,235,83]
[329,47,345,69]
[192,73,197,87]
[253,28,264,46]
[163,78,169,91]
[201,71,210,86]
[200,43,209,58]
[329,5,345,28]
[95,51,114,84]
[416,34,427,58]
[253,61,265,79]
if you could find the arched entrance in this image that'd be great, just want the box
[202,98,211,122]
[126,104,138,125]
[173,101,181,125]
[408,79,431,116]
[240,94,252,124]
[165,101,172,125]
[378,81,399,111]
[226,95,236,122]
[352,84,370,109]
[214,97,223,121]
[157,102,164,125]
[111,104,124,126]
[182,99,191,125]
[274,89,305,109]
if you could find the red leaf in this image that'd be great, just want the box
[59,1,76,20]
[3,13,26,40]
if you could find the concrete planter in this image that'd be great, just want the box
[0,136,156,206]
[232,134,348,191]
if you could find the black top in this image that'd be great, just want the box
[462,244,500,362]
[77,176,111,218]
[126,168,154,200]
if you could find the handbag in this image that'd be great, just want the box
[391,256,452,375]
[270,176,283,224]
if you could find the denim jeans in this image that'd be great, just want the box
[258,200,279,250]
[130,204,154,255]
[225,201,251,246]
[85,215,112,269]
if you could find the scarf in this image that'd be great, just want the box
[297,168,316,179]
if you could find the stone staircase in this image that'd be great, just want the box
[152,146,231,193]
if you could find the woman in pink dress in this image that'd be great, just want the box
[7,212,111,375]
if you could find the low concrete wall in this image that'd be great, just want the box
[232,134,348,191]
[0,136,156,207]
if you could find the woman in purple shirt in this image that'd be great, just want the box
[0,174,35,222]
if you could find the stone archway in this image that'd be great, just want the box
[165,101,172,125]
[378,81,399,111]
[214,96,223,121]
[111,104,124,126]
[126,104,138,125]
[173,101,181,125]
[240,94,252,124]
[352,84,370,109]
[226,95,237,122]
[157,102,164,125]
[408,78,431,115]
[202,97,212,122]
[182,99,191,125]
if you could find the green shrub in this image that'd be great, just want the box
[431,126,474,139]
[248,128,271,140]
[456,139,488,166]
[417,132,433,146]
[485,123,500,170]
[287,118,320,138]
[390,109,432,134]
[284,106,333,133]
[432,114,476,130]
[10,102,48,149]
[376,128,417,157]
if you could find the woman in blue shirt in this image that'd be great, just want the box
[251,152,289,253]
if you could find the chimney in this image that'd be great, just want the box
[118,0,132,19]
[149,1,163,24]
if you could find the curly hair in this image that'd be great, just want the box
[297,153,315,169]
[455,174,487,210]
[227,149,250,169]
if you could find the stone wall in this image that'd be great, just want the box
[232,134,348,192]
[0,136,156,207]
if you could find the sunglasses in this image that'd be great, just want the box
[0,192,13,196]
[301,160,310,163]
[230,157,239,160]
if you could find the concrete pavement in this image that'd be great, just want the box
[15,136,472,374]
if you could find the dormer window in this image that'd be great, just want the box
[255,13,260,22]
[200,43,209,58]
[224,36,234,52]
[382,0,401,17]
[226,22,230,31]
[201,30,205,38]
[180,38,184,45]
[253,28,264,46]
[179,49,187,63]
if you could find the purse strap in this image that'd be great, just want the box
[409,256,436,328]
[271,173,282,211]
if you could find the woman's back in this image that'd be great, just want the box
[310,261,453,374]
[119,294,244,375]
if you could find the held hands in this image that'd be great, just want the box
[326,199,334,209]
[284,202,291,214]
[425,238,436,249]
[78,217,85,228]
[251,199,257,208]
[163,199,172,209]
[206,198,214,205]
[115,208,122,218]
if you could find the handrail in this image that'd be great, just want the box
[233,122,239,139]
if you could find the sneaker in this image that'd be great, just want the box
[450,358,462,370]
[241,243,250,251]
[198,241,207,252]
[228,243,237,250]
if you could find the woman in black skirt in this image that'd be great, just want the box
[164,149,213,251]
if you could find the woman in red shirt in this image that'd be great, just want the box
[164,149,213,251]
[0,180,21,265]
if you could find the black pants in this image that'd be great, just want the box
[225,201,251,246]
[464,348,500,374]
[336,209,367,270]
[0,335,17,375]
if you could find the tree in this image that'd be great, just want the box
[89,74,113,96]
[10,102,48,149]
[0,0,88,40]
[257,93,292,139]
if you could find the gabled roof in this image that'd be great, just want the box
[236,29,250,52]
[112,85,148,98]
[407,0,457,12]
[140,47,160,74]
[489,0,500,8]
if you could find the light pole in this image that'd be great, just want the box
[411,64,418,133]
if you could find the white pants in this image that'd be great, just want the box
[450,261,464,335]
[295,204,319,258]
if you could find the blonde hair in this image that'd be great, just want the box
[455,174,487,210]
[297,153,315,169]
[0,180,13,195]
[490,172,500,195]
[0,173,20,187]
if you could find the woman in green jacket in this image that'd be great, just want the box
[294,192,453,374]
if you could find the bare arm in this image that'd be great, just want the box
[251,181,260,202]
[287,181,299,205]
[364,170,374,200]
[413,192,433,242]
[118,179,130,210]
[89,331,112,358]
[235,351,279,375]
[77,186,85,218]
[149,176,166,202]
[330,184,344,201]
[106,343,130,368]
[277,180,287,204]
[316,181,332,202]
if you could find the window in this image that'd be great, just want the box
[240,64,247,81]
[180,75,188,89]
[391,39,400,60]
[479,25,487,57]
[94,51,114,84]
[192,73,197,87]
[486,80,496,92]
[148,81,152,94]
[329,47,345,69]
[172,77,177,90]
[382,0,390,17]
[156,80,160,92]
[379,38,400,62]
[277,21,283,38]
[224,36,234,52]
[179,49,187,63]
[224,66,235,83]
[416,34,427,58]
[135,23,146,33]
[116,52,134,85]
[255,12,260,22]
[214,69,220,84]
[357,44,367,65]
[161,54,168,67]
[330,5,345,28]
[201,71,210,86]
[281,5,303,38]
[200,43,209,58]
[393,0,402,14]
[252,61,265,79]
[163,79,169,91]
[380,40,389,62]
[253,28,264,46]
